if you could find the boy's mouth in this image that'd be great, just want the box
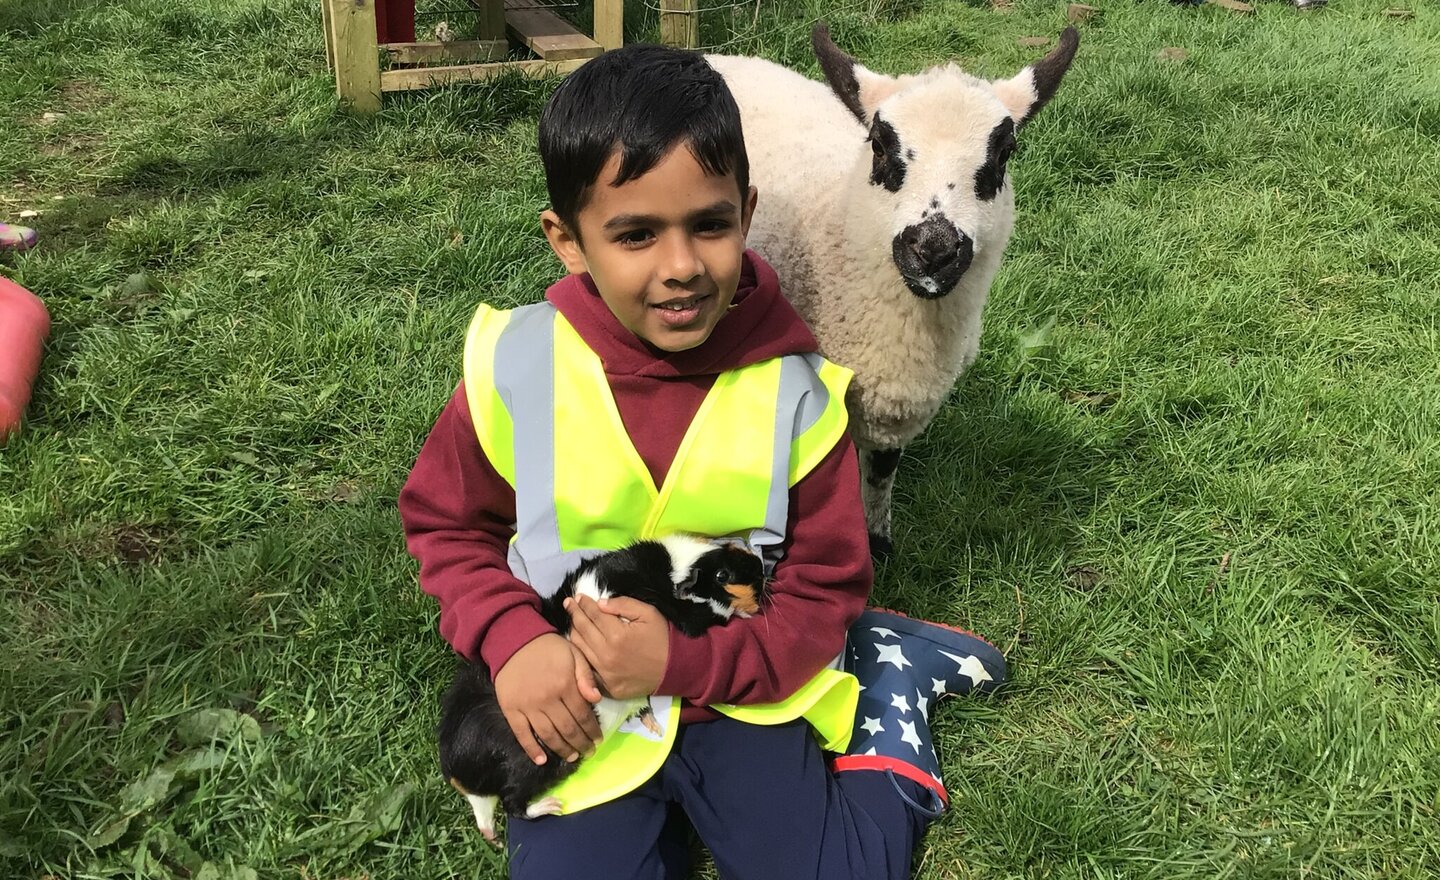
[651,293,711,328]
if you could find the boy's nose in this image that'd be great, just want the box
[661,235,704,284]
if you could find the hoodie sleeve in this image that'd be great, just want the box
[656,436,872,705]
[399,384,556,673]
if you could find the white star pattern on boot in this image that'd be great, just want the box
[930,677,947,696]
[876,643,911,670]
[939,650,993,686]
[916,694,929,718]
[890,692,910,714]
[860,716,885,736]
[868,626,899,640]
[898,719,923,753]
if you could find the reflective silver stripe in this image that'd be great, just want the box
[491,303,577,597]
[794,353,833,435]
[489,303,833,595]
[747,353,834,576]
[511,546,603,598]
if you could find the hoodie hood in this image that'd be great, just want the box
[545,250,818,379]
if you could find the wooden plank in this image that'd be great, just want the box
[383,39,508,64]
[499,0,619,51]
[505,6,602,61]
[321,0,336,72]
[592,0,623,51]
[380,57,588,91]
[328,0,382,113]
[659,0,698,49]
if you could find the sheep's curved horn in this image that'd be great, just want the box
[995,26,1080,127]
[1027,26,1080,123]
[812,23,867,123]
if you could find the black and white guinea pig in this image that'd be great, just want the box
[437,535,767,840]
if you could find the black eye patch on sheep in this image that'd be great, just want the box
[868,114,906,192]
[974,118,1016,202]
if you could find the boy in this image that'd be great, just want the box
[400,44,1006,878]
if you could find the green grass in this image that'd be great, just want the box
[3,0,1438,876]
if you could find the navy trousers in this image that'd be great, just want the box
[506,716,932,879]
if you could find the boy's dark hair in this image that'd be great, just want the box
[538,44,749,238]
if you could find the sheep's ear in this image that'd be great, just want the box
[992,26,1079,127]
[812,22,903,125]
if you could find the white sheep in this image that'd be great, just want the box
[709,24,1079,554]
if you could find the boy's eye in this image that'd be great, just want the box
[695,219,731,234]
[617,229,653,246]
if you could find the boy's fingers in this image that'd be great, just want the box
[563,692,603,746]
[567,623,594,661]
[543,709,587,762]
[596,596,651,621]
[567,598,606,646]
[503,710,548,766]
[572,649,603,704]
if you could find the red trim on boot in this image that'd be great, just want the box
[831,755,949,807]
[867,606,999,650]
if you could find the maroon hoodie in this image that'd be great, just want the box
[399,251,872,722]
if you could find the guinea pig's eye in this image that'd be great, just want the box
[869,135,885,159]
[713,567,731,585]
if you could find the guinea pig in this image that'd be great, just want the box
[437,535,767,840]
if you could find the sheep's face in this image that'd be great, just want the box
[814,25,1078,300]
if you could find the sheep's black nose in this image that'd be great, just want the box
[892,214,974,299]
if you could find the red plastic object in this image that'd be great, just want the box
[0,277,50,442]
[375,0,415,44]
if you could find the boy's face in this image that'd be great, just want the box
[542,143,758,353]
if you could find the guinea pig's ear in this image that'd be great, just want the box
[675,567,702,595]
[813,22,903,126]
[991,27,1079,128]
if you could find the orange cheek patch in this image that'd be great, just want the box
[724,584,760,615]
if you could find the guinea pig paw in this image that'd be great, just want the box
[524,796,564,819]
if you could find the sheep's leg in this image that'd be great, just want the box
[860,447,902,558]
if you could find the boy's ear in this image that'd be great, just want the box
[740,185,758,239]
[540,209,590,275]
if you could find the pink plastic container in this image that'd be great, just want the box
[0,277,50,441]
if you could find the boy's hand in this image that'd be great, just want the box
[493,633,604,765]
[565,595,669,700]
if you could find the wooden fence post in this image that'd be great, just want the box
[593,0,624,51]
[327,0,382,113]
[475,0,507,42]
[659,0,698,49]
[321,0,336,71]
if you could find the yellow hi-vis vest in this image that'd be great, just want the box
[461,301,860,815]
